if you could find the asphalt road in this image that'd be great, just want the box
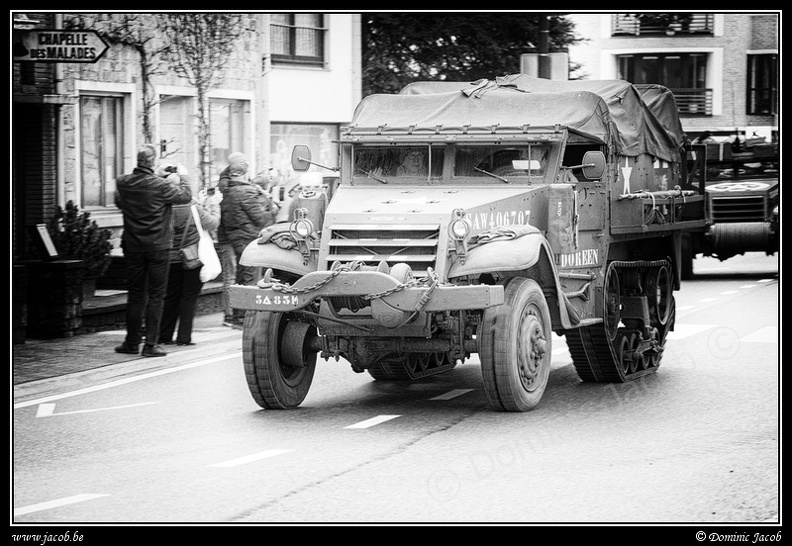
[11,253,779,530]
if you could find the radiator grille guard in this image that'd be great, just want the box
[710,195,767,223]
[324,224,440,277]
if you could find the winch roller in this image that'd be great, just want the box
[709,222,771,252]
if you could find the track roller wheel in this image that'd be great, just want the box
[647,265,673,326]
[604,265,622,340]
[628,332,643,373]
[567,260,675,384]
[367,351,456,381]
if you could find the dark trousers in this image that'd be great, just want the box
[124,249,170,346]
[159,262,203,344]
[230,238,260,321]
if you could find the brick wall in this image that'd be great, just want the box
[750,15,778,49]
[13,103,59,259]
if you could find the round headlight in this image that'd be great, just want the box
[450,218,470,239]
[292,218,314,239]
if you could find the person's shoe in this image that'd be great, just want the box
[141,344,167,357]
[115,342,140,355]
[161,340,176,345]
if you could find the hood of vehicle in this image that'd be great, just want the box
[705,178,779,195]
[324,184,542,224]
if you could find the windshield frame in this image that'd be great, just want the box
[350,143,445,184]
[343,135,566,186]
[451,142,559,184]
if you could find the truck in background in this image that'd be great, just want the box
[680,129,779,279]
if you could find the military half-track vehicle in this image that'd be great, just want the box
[229,74,706,412]
[680,132,779,279]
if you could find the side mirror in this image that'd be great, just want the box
[291,145,311,172]
[581,151,606,180]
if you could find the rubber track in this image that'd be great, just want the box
[367,354,455,380]
[567,260,670,383]
[567,323,657,383]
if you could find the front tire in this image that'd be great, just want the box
[479,278,552,412]
[242,310,317,409]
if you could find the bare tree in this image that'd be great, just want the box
[65,13,168,142]
[158,14,248,189]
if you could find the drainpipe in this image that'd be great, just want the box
[538,15,550,80]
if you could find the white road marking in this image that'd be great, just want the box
[14,353,238,410]
[720,290,738,295]
[739,284,758,289]
[741,326,778,343]
[430,389,474,401]
[666,324,715,340]
[698,298,717,302]
[344,415,400,429]
[757,279,774,283]
[14,494,109,516]
[208,449,293,468]
[35,402,158,418]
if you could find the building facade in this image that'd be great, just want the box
[12,12,362,259]
[566,12,779,140]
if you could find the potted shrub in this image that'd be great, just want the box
[46,201,113,298]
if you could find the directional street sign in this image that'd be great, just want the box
[13,29,109,63]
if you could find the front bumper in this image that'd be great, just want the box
[227,269,504,313]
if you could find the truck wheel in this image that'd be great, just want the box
[479,278,552,412]
[242,310,317,409]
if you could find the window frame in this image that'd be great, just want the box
[158,93,196,174]
[209,97,252,182]
[270,13,326,66]
[617,52,707,89]
[77,93,125,210]
[746,53,778,116]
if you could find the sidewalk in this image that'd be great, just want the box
[12,312,243,387]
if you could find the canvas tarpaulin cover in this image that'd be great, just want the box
[350,87,617,148]
[400,74,686,163]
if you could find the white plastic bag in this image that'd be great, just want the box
[191,205,222,282]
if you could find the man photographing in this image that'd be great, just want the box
[114,144,193,357]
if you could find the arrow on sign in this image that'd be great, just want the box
[13,29,109,63]
[36,402,158,418]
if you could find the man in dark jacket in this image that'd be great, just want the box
[114,144,192,357]
[218,157,278,326]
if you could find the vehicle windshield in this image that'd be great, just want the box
[454,144,552,182]
[350,142,555,183]
[353,145,443,181]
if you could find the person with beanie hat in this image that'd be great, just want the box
[217,156,278,327]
